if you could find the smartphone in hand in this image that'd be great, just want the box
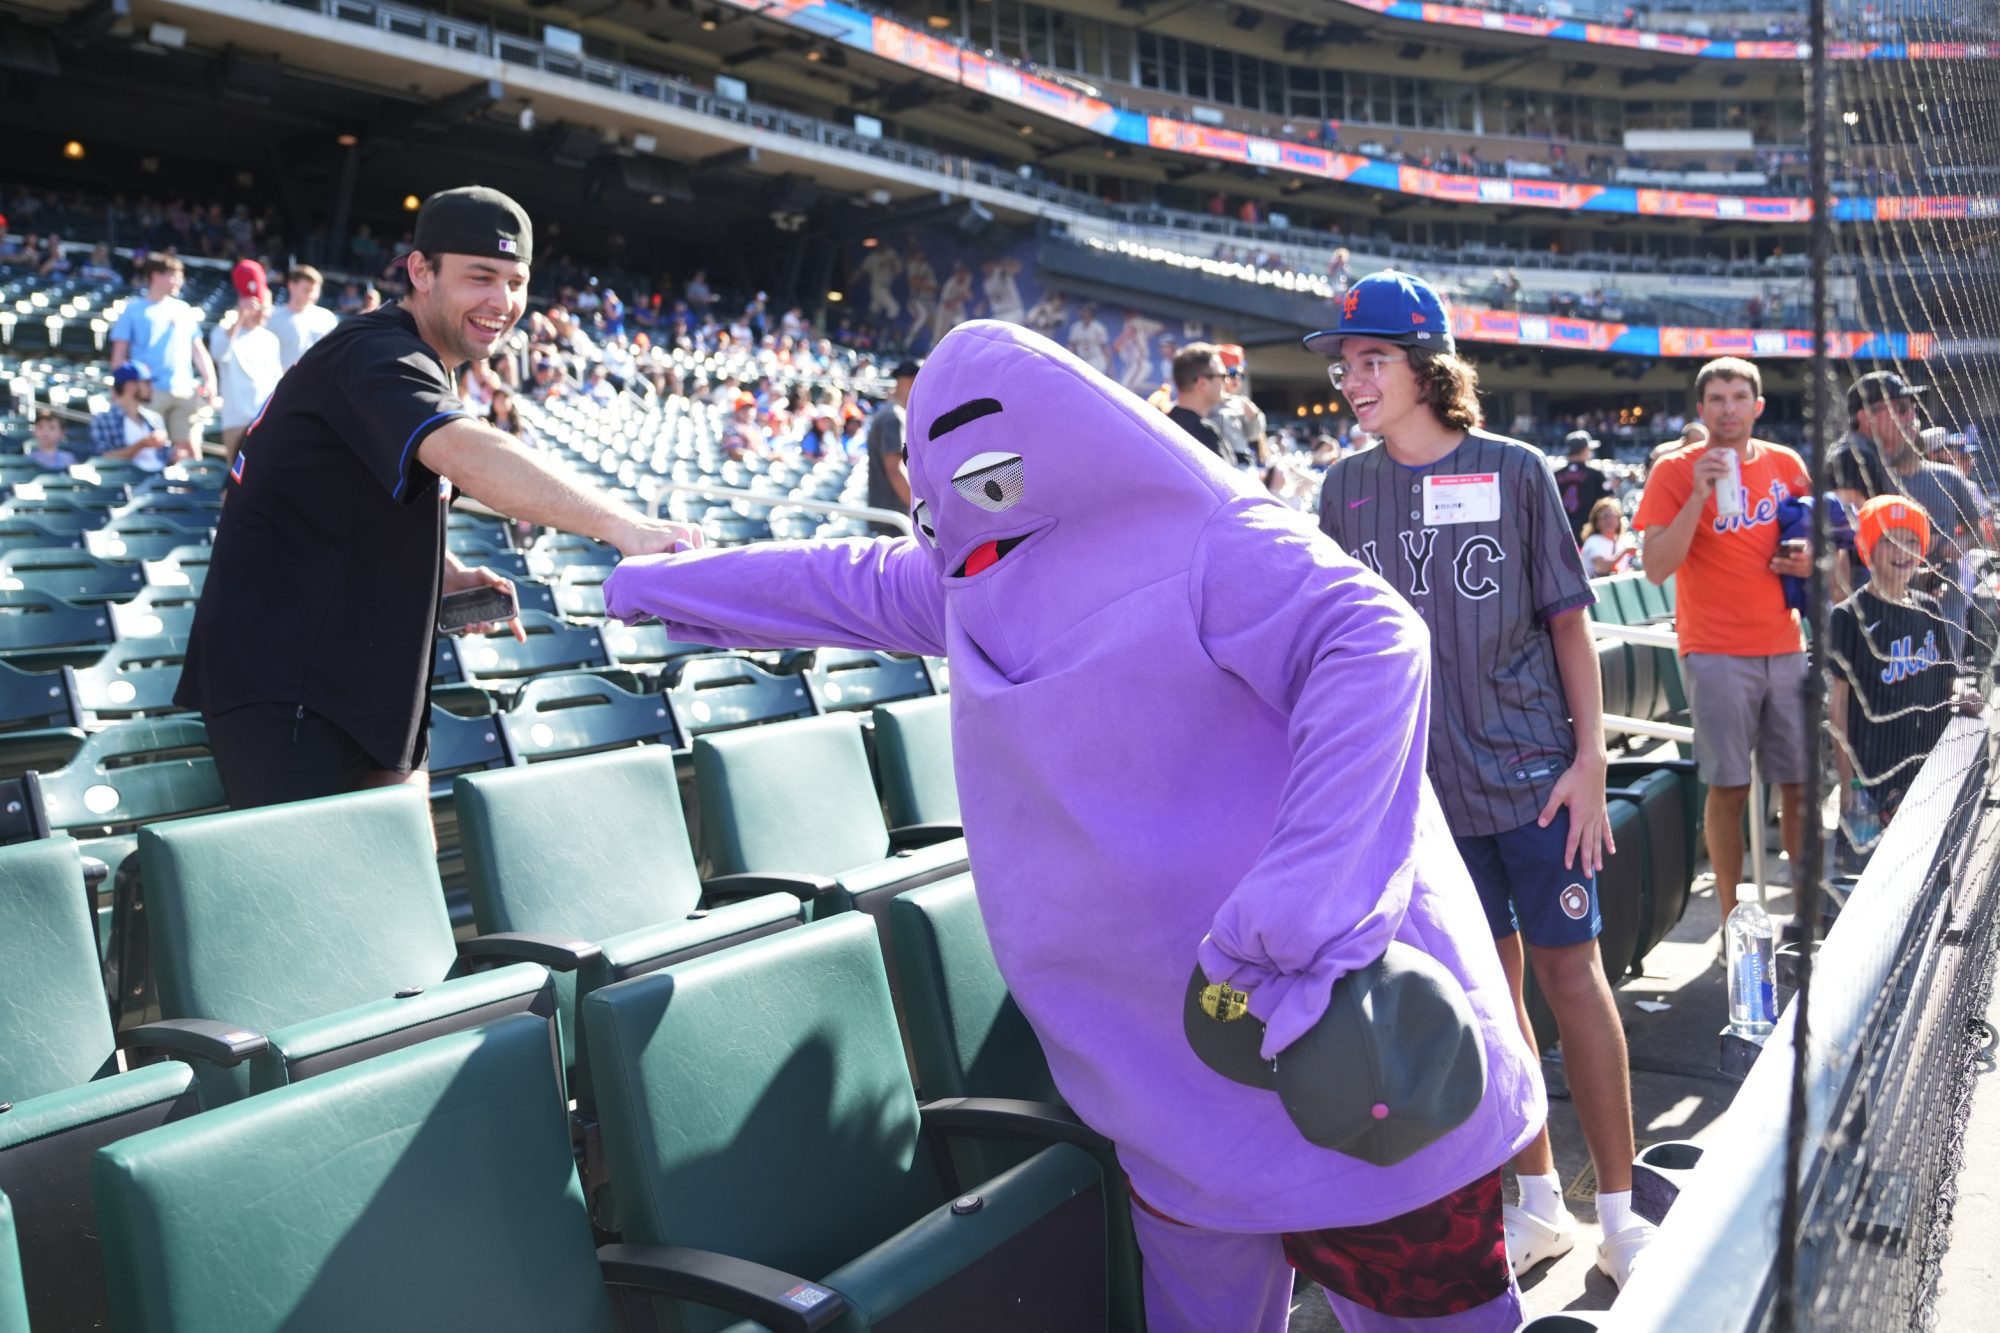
[438,584,518,634]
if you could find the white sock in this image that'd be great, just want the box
[1598,1190,1638,1236]
[1517,1171,1566,1222]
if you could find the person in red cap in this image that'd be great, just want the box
[207,260,284,460]
[1827,495,1981,853]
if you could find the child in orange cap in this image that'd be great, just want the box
[1828,496,1980,853]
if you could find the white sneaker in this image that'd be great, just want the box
[1503,1202,1577,1278]
[1595,1221,1659,1288]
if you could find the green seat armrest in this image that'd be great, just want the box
[918,1098,1111,1154]
[818,1144,1102,1328]
[703,872,842,906]
[459,932,604,972]
[119,1020,269,1067]
[596,1243,847,1333]
[887,822,966,850]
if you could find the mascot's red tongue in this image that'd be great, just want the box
[963,540,1003,577]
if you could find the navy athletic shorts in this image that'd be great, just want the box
[1453,807,1601,949]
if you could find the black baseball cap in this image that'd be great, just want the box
[1184,942,1488,1167]
[890,360,924,380]
[1564,430,1598,455]
[412,186,533,267]
[1847,370,1927,417]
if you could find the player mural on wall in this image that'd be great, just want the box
[605,319,1543,1333]
[845,237,1198,389]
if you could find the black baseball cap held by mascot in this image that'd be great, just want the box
[1185,944,1487,1167]
[412,186,534,268]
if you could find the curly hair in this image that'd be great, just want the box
[1408,347,1484,432]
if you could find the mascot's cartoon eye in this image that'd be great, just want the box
[913,499,938,548]
[950,452,1025,512]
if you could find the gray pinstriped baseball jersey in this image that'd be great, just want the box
[1318,430,1597,837]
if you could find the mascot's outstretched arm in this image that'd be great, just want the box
[603,535,947,658]
[1190,497,1433,1060]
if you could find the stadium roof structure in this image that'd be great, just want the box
[696,0,1998,222]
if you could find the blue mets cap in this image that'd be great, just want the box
[111,363,152,388]
[1304,270,1455,358]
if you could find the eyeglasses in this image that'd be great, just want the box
[1328,353,1408,390]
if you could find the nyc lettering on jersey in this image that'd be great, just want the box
[1354,526,1507,601]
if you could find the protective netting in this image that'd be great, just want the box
[1777,0,2000,1326]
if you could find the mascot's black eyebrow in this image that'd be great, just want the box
[928,397,1005,441]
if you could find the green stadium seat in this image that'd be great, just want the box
[873,697,958,829]
[1607,763,1696,973]
[0,1192,27,1333]
[0,588,113,664]
[792,649,934,714]
[584,915,1110,1332]
[62,635,187,724]
[498,672,681,764]
[458,611,610,687]
[0,548,143,602]
[26,716,224,949]
[888,879,1144,1332]
[108,588,195,641]
[84,515,213,563]
[0,517,85,552]
[427,702,515,919]
[694,713,967,912]
[432,635,468,686]
[0,839,238,1333]
[526,534,619,580]
[140,545,211,591]
[0,659,84,777]
[666,654,817,739]
[135,787,564,1104]
[0,499,104,534]
[512,579,560,617]
[554,565,610,618]
[93,1013,856,1333]
[603,621,715,679]
[456,748,802,1102]
[1637,575,1675,623]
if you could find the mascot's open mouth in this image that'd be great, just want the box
[954,533,1029,578]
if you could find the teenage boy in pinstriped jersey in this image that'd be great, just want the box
[1312,272,1655,1288]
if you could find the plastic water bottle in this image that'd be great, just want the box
[1726,886,1777,1038]
[1846,779,1883,851]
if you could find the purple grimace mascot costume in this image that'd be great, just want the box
[605,321,1543,1331]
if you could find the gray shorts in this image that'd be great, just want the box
[1683,651,1810,787]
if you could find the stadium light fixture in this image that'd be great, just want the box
[861,236,879,248]
[1842,110,1861,126]
[827,291,844,302]
[1017,123,1034,136]
[806,47,821,61]
[403,194,421,212]
[649,193,666,205]
[927,9,953,29]
[699,9,719,30]
[62,140,84,161]
[336,133,359,147]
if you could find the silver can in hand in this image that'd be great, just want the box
[1714,447,1746,519]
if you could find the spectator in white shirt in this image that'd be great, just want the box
[267,264,340,369]
[207,261,284,460]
